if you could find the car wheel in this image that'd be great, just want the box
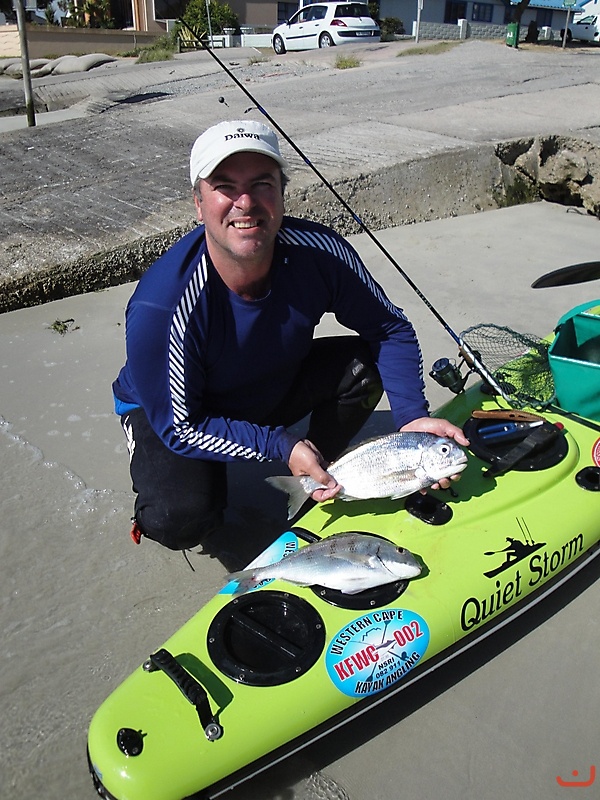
[560,27,573,42]
[273,34,286,54]
[319,32,335,47]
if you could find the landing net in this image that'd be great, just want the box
[460,324,555,408]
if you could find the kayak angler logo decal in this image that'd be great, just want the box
[325,609,430,697]
[460,518,584,632]
[482,517,545,579]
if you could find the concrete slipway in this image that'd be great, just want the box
[0,38,599,800]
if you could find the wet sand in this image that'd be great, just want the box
[1,202,599,799]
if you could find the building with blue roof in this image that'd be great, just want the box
[379,0,588,40]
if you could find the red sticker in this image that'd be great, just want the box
[592,438,600,466]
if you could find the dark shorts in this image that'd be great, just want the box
[121,335,382,550]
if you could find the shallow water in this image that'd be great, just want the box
[0,423,218,795]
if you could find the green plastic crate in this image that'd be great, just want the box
[548,300,600,421]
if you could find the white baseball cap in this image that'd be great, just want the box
[189,120,288,185]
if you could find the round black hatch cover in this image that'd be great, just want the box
[463,417,568,471]
[576,465,600,491]
[311,579,409,610]
[207,591,325,686]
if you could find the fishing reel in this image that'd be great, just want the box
[429,354,478,395]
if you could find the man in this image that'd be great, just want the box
[113,119,467,551]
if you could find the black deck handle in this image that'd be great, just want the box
[144,648,223,741]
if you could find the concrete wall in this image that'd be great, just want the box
[412,20,509,39]
[413,20,463,39]
[1,25,162,59]
[412,19,566,41]
[468,21,509,38]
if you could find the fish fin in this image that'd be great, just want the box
[343,584,377,595]
[339,574,394,594]
[224,568,310,594]
[390,473,420,499]
[223,569,262,595]
[327,551,378,568]
[265,475,312,519]
[390,488,415,499]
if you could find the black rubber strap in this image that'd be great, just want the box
[148,649,222,739]
[484,425,559,478]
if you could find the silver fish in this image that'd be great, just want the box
[225,532,422,595]
[267,431,468,519]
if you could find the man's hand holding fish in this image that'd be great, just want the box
[288,418,469,510]
[400,416,470,491]
[267,428,469,519]
[288,439,342,504]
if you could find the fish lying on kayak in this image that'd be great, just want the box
[267,431,468,519]
[225,532,422,595]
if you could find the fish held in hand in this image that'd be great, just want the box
[267,431,468,519]
[225,532,422,595]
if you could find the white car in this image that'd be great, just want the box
[568,14,600,43]
[272,2,380,53]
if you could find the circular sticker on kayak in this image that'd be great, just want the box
[326,609,430,697]
[592,438,600,467]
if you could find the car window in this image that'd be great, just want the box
[293,8,311,22]
[334,3,370,17]
[310,6,327,19]
[576,15,596,24]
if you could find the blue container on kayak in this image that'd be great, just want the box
[548,300,600,421]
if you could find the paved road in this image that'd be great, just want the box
[1,38,599,306]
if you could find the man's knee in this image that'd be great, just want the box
[122,407,227,550]
[340,350,383,410]
[136,503,223,550]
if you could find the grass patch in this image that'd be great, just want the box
[494,173,540,208]
[48,318,80,336]
[134,34,177,64]
[248,54,270,64]
[397,41,463,57]
[137,47,174,63]
[334,53,361,69]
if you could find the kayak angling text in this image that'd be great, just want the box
[461,530,584,632]
[325,609,430,698]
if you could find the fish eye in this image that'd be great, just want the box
[439,443,451,455]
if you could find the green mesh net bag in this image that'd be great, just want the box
[460,323,555,408]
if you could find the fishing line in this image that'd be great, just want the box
[176,18,509,401]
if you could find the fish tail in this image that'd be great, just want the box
[225,569,260,594]
[265,475,311,519]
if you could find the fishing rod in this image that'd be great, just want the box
[180,21,509,401]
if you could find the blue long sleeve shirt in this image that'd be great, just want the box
[113,216,428,464]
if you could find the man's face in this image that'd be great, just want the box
[194,152,285,269]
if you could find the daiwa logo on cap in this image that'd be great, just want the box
[224,129,261,142]
[189,120,288,185]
